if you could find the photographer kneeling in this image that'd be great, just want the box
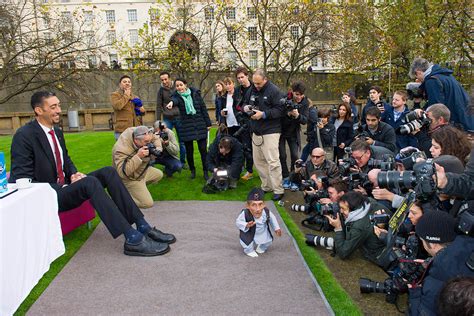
[152,120,183,177]
[289,147,340,191]
[320,191,386,261]
[408,211,474,316]
[112,126,163,209]
[204,135,244,192]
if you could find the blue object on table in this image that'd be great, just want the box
[0,152,7,193]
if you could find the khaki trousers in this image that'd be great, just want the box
[252,133,284,194]
[123,167,163,209]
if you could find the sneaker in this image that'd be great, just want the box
[290,182,299,192]
[246,251,259,258]
[241,172,253,181]
[255,245,265,254]
[282,178,291,190]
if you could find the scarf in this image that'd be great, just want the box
[178,88,196,115]
[423,64,434,79]
[345,202,370,224]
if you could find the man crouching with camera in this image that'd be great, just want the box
[113,125,163,208]
[204,134,244,193]
[152,120,183,177]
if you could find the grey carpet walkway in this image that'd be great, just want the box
[29,201,332,315]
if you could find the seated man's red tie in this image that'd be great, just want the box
[48,129,65,185]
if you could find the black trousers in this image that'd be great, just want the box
[235,129,253,173]
[184,138,207,172]
[279,136,299,178]
[57,166,144,238]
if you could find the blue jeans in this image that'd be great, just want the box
[154,153,183,177]
[163,117,186,164]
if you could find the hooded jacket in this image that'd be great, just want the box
[421,64,474,131]
[334,202,386,262]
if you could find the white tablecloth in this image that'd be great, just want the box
[0,183,65,315]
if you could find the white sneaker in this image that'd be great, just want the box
[255,245,265,254]
[246,251,259,258]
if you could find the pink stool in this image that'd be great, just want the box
[7,171,95,235]
[59,200,96,235]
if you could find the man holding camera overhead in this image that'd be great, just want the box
[113,126,163,209]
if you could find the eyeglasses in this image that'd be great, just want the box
[352,151,368,161]
[311,154,324,158]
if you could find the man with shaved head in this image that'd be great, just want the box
[242,69,285,200]
[289,147,340,190]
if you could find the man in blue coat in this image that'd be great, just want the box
[382,90,417,151]
[408,211,474,316]
[409,57,474,131]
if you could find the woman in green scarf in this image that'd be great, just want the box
[169,78,212,179]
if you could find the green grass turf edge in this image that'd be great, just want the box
[276,204,363,316]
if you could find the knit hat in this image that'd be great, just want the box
[247,188,265,201]
[416,211,457,244]
[433,155,464,174]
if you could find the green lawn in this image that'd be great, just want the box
[0,130,360,315]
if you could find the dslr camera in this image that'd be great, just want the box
[202,168,231,193]
[397,110,431,135]
[301,202,340,232]
[377,159,436,200]
[360,235,424,304]
[146,143,162,157]
[155,121,169,141]
[367,155,396,171]
[348,172,373,192]
[280,93,301,112]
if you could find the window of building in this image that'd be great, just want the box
[226,7,236,20]
[43,32,52,43]
[109,54,118,66]
[127,9,137,22]
[105,10,115,23]
[106,30,116,45]
[269,7,278,18]
[84,10,93,23]
[42,17,50,29]
[149,9,159,22]
[247,7,256,19]
[88,55,97,68]
[290,25,299,39]
[228,51,237,65]
[227,27,236,42]
[293,6,299,15]
[61,11,72,20]
[249,50,258,69]
[85,31,95,45]
[129,29,138,45]
[248,26,257,41]
[177,7,189,19]
[269,26,278,41]
[204,6,214,20]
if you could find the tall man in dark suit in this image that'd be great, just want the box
[9,91,176,257]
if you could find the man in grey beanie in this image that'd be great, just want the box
[408,211,474,316]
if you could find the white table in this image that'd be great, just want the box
[0,183,65,316]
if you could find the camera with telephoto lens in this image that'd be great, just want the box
[396,111,431,135]
[369,213,390,228]
[146,143,162,157]
[300,202,340,232]
[305,234,334,249]
[348,172,373,192]
[280,96,301,112]
[367,155,396,171]
[377,159,436,201]
[360,235,424,304]
[339,156,357,176]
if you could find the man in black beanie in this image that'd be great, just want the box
[408,211,474,316]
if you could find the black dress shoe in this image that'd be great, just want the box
[147,227,176,244]
[124,236,170,257]
[190,169,196,179]
[272,193,284,201]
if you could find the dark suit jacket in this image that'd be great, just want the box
[9,119,77,191]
